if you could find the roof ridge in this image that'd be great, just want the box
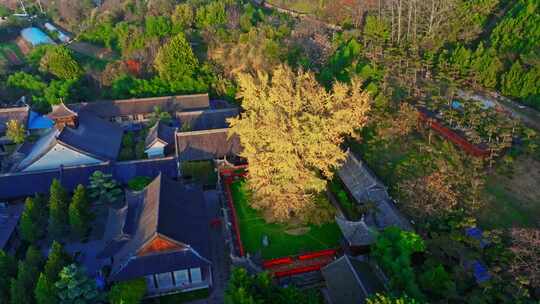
[175,128,229,136]
[0,105,29,113]
[112,93,209,104]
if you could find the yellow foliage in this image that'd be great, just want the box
[228,65,371,222]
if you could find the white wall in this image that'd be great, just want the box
[145,141,166,159]
[23,143,102,172]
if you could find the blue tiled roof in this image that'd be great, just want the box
[21,27,54,46]
[472,260,491,284]
[28,111,53,130]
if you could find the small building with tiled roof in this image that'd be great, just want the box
[321,255,385,304]
[338,151,412,234]
[99,174,212,297]
[175,128,242,162]
[15,110,123,172]
[145,122,176,158]
[70,94,211,124]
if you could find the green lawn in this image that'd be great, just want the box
[181,161,217,186]
[231,181,342,260]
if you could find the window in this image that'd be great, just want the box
[190,268,202,283]
[156,272,174,289]
[173,269,189,286]
[145,275,156,290]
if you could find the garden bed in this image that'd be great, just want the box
[230,180,342,260]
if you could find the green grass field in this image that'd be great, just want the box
[231,181,342,260]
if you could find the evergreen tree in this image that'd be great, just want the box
[48,179,69,239]
[501,61,525,98]
[35,274,56,304]
[44,241,70,283]
[154,32,198,82]
[10,247,42,304]
[39,46,83,80]
[35,241,70,304]
[20,195,48,244]
[0,250,17,303]
[55,264,103,304]
[69,185,91,238]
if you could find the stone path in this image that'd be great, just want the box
[199,190,231,304]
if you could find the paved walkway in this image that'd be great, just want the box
[200,190,231,304]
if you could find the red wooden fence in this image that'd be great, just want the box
[418,111,490,158]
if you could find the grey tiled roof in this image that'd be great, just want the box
[70,94,210,118]
[106,174,211,281]
[175,108,239,132]
[176,128,241,161]
[322,255,385,304]
[338,152,412,231]
[0,158,178,200]
[336,216,377,246]
[58,112,123,160]
[15,112,123,171]
[0,203,24,250]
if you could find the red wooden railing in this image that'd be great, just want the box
[418,111,490,158]
[263,248,338,278]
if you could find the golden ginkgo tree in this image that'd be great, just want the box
[228,65,371,222]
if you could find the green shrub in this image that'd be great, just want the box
[108,278,147,304]
[127,176,152,191]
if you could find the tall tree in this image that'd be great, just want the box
[0,250,17,303]
[69,185,91,238]
[48,179,69,239]
[228,65,370,222]
[20,195,48,244]
[39,46,83,80]
[10,247,42,304]
[35,241,70,304]
[154,32,198,82]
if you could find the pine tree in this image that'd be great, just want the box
[0,250,17,303]
[154,32,198,82]
[501,61,525,98]
[35,241,70,304]
[48,179,69,239]
[44,241,70,283]
[10,247,42,304]
[228,65,371,222]
[20,195,47,244]
[35,273,56,304]
[69,185,90,238]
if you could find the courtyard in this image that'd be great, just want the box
[230,181,342,260]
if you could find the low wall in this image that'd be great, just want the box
[0,157,178,200]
